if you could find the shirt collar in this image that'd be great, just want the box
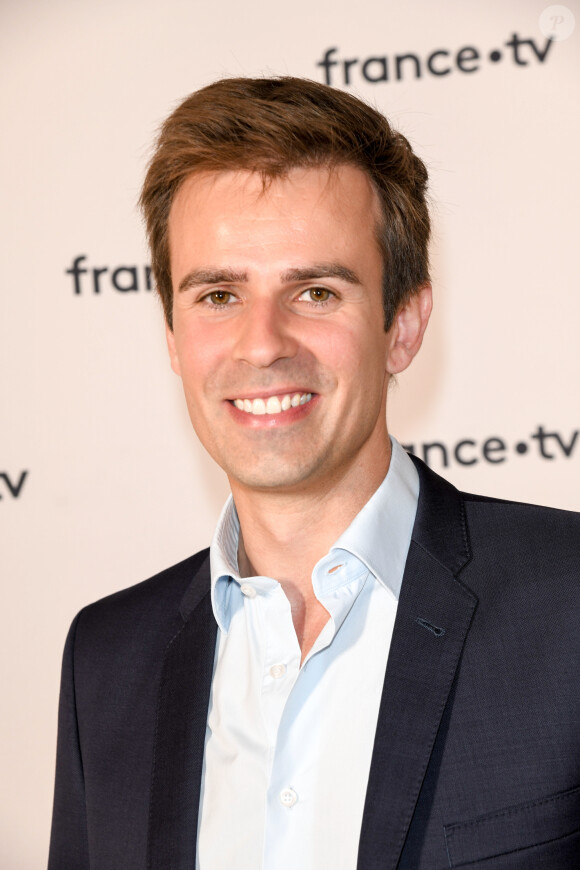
[209,495,241,632]
[209,437,419,631]
[321,437,419,600]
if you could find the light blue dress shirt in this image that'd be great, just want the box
[196,438,419,869]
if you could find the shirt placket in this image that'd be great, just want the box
[259,584,301,750]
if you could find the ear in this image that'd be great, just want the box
[386,284,432,375]
[165,322,182,376]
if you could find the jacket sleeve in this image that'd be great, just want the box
[48,612,91,869]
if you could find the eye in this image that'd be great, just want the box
[298,287,334,304]
[204,290,233,305]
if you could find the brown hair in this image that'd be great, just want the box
[140,76,430,330]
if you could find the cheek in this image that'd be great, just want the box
[173,325,224,387]
[319,323,388,382]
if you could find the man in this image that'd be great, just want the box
[49,78,580,869]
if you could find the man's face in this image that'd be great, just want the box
[167,165,396,498]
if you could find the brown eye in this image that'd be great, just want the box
[208,290,231,305]
[307,287,332,302]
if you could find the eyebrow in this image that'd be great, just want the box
[177,262,361,292]
[281,264,361,285]
[178,268,247,292]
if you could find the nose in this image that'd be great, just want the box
[232,298,299,368]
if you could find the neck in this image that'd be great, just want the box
[232,436,392,590]
[232,438,391,662]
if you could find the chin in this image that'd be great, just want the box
[224,458,324,494]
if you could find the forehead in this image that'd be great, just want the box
[168,165,382,259]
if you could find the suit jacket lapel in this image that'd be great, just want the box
[147,555,216,870]
[357,458,478,870]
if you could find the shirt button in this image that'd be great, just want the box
[279,787,298,808]
[240,583,257,599]
[269,663,286,679]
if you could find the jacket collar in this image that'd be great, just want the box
[408,453,472,574]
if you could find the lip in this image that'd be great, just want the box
[226,392,318,427]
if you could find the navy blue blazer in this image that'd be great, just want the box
[48,458,580,869]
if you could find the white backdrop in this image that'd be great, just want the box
[1,0,579,865]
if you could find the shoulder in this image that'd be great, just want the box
[409,452,580,579]
[410,453,579,600]
[411,451,580,558]
[457,494,580,627]
[462,492,580,563]
[69,548,211,663]
[79,547,210,622]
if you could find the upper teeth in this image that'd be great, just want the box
[233,393,312,415]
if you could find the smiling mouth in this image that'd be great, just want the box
[231,392,313,416]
